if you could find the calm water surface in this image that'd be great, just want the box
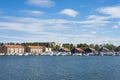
[0,56,120,80]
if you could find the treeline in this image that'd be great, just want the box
[63,43,118,51]
[0,42,120,51]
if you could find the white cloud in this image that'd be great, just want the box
[112,25,119,29]
[0,22,45,33]
[0,15,109,27]
[97,5,120,18]
[0,16,74,33]
[86,5,120,27]
[59,9,79,18]
[20,10,44,16]
[0,15,117,44]
[87,15,109,21]
[118,22,120,25]
[1,30,120,45]
[112,22,120,29]
[87,37,120,45]
[48,24,71,31]
[26,0,55,7]
[90,31,96,34]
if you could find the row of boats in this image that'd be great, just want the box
[4,51,120,56]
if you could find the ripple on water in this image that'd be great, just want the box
[0,56,120,80]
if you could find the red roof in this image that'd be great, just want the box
[28,46,44,49]
[89,48,95,51]
[103,47,109,51]
[3,44,24,48]
[76,48,84,51]
[62,48,70,51]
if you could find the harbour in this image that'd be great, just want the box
[0,43,120,56]
[0,56,120,80]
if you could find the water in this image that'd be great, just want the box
[0,56,120,80]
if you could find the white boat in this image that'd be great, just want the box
[18,53,23,56]
[24,53,30,56]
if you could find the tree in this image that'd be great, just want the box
[89,44,95,48]
[103,44,116,51]
[95,44,99,51]
[77,43,89,48]
[54,45,60,51]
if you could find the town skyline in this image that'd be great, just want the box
[0,42,120,56]
[0,0,120,45]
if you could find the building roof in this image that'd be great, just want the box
[76,48,84,51]
[62,48,70,51]
[103,47,109,51]
[85,48,95,51]
[99,47,109,52]
[3,44,24,48]
[89,48,95,51]
[28,46,44,49]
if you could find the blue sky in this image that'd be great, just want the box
[0,0,120,45]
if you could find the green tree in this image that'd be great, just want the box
[95,44,99,51]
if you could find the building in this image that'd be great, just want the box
[85,48,95,53]
[115,46,120,52]
[60,48,70,52]
[26,46,44,55]
[2,44,25,55]
[44,47,52,52]
[98,47,111,56]
[99,47,110,52]
[71,48,85,53]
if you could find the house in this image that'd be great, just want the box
[71,48,85,53]
[114,46,120,55]
[85,48,95,53]
[98,47,111,56]
[99,47,109,52]
[115,46,120,52]
[60,48,70,52]
[44,47,52,52]
[26,46,44,55]
[2,44,24,55]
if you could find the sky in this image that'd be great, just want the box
[0,0,120,45]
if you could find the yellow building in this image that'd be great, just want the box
[2,44,24,55]
[26,46,44,55]
[44,47,52,52]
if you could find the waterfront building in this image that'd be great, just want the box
[98,47,111,56]
[99,47,109,52]
[44,47,52,52]
[71,48,85,53]
[60,48,70,52]
[26,46,44,55]
[115,46,120,52]
[85,48,95,53]
[2,44,24,55]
